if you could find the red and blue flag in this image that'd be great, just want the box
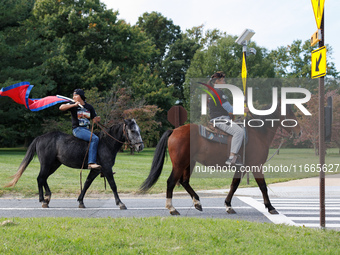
[0,81,71,111]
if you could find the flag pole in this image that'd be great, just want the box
[57,95,84,108]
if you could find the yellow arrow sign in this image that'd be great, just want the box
[311,0,325,29]
[311,46,326,79]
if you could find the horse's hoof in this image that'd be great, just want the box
[79,203,86,209]
[269,209,279,214]
[170,210,180,216]
[226,207,236,214]
[119,204,127,210]
[42,203,49,208]
[195,204,203,211]
[44,197,51,204]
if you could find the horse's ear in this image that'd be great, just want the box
[124,119,135,124]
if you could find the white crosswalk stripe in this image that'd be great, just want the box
[256,198,340,231]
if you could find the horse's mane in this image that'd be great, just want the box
[98,122,123,139]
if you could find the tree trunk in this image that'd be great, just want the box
[313,142,319,155]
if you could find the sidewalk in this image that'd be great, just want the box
[200,174,340,198]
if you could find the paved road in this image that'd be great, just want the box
[1,175,339,231]
[2,193,339,231]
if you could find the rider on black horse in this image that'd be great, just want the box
[59,89,102,170]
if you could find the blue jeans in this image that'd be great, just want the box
[72,127,99,165]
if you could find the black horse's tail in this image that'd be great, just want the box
[4,138,38,188]
[140,130,173,192]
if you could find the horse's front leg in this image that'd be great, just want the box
[103,168,126,210]
[253,171,278,214]
[225,169,244,214]
[77,169,101,208]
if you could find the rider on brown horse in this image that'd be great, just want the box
[208,71,248,166]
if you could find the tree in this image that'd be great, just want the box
[136,11,181,68]
[183,34,276,120]
[0,0,35,29]
[136,12,200,103]
[185,35,275,81]
[325,90,340,153]
[0,0,47,146]
[0,0,168,146]
[268,39,339,80]
[124,105,161,147]
[297,89,340,155]
[161,33,200,103]
[28,0,157,94]
[185,25,226,49]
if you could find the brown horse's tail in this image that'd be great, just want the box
[4,138,38,188]
[140,129,173,192]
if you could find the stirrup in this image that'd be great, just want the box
[225,156,242,166]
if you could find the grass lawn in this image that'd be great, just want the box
[0,147,339,198]
[0,217,339,254]
[0,148,339,254]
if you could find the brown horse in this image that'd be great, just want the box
[140,105,301,215]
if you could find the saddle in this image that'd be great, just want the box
[198,122,248,145]
[198,123,229,144]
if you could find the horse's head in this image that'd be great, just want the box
[279,104,302,139]
[124,119,144,152]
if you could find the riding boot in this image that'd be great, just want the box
[88,163,102,170]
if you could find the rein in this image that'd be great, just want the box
[97,122,144,147]
[79,122,125,193]
[97,122,126,144]
[244,113,293,164]
[79,121,144,192]
[79,124,95,191]
[265,134,285,163]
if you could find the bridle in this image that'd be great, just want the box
[122,123,144,147]
[97,122,144,147]
[246,110,299,163]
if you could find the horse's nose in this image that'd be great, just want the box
[293,130,302,139]
[135,143,144,152]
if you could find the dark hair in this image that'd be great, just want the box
[209,71,225,85]
[74,89,86,101]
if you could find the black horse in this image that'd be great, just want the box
[5,119,144,209]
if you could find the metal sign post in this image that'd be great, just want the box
[236,29,255,185]
[318,12,326,229]
[311,0,326,229]
[242,49,249,184]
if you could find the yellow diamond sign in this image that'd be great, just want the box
[311,0,325,29]
[241,53,247,93]
[311,46,326,79]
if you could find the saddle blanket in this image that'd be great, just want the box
[198,124,248,145]
[198,125,229,144]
